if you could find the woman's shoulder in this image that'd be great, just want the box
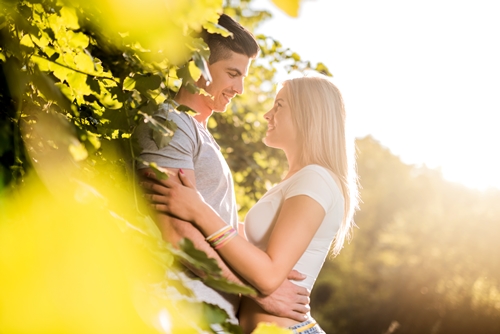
[296,165,342,192]
[282,164,343,211]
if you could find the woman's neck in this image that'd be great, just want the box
[283,150,305,181]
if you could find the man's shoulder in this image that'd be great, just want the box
[156,104,194,125]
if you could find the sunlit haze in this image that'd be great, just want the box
[252,0,500,190]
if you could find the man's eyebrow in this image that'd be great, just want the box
[227,67,243,76]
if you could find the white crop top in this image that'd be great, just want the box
[244,164,344,290]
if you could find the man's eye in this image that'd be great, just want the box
[228,73,236,78]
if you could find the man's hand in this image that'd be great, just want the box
[251,270,310,322]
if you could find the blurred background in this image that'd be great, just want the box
[217,1,500,333]
[1,0,499,333]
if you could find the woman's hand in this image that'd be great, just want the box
[141,169,206,224]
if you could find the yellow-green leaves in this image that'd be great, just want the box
[193,51,212,83]
[271,0,301,17]
[69,141,88,161]
[253,322,293,333]
[67,31,89,49]
[137,160,172,180]
[123,77,136,91]
[138,111,177,150]
[315,62,332,76]
[202,21,233,38]
[74,53,95,73]
[20,34,35,48]
[59,6,80,30]
[188,61,202,82]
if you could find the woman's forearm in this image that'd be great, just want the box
[194,205,288,295]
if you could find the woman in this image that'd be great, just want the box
[145,76,359,333]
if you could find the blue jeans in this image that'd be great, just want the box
[288,318,326,334]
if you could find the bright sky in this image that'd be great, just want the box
[252,0,500,190]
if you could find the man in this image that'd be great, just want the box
[136,14,309,324]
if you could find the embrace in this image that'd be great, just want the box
[136,14,358,334]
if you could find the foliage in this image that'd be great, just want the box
[0,0,322,332]
[310,136,500,334]
[3,0,499,333]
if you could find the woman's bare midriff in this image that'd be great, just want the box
[238,296,303,334]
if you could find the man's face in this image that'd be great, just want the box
[199,51,251,112]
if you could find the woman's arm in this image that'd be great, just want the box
[145,170,326,296]
[202,195,325,295]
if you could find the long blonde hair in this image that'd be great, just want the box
[282,76,359,255]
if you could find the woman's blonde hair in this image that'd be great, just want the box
[281,76,359,255]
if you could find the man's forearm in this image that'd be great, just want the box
[157,213,245,285]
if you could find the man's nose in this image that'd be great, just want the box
[234,77,244,95]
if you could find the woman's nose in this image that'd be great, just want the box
[264,109,273,120]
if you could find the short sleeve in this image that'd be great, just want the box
[135,106,198,170]
[283,166,340,213]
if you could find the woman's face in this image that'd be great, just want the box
[263,87,298,150]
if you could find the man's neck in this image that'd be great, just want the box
[175,88,213,128]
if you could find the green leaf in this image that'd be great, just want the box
[20,34,34,48]
[86,132,101,149]
[74,53,95,73]
[152,127,172,149]
[31,69,73,111]
[204,276,255,296]
[175,105,198,114]
[59,6,79,30]
[33,33,50,49]
[32,55,50,71]
[291,52,301,61]
[50,60,72,82]
[192,51,212,83]
[99,91,123,109]
[135,74,162,93]
[138,111,175,149]
[202,21,233,38]
[67,31,89,49]
[315,62,333,77]
[174,238,222,275]
[184,82,199,94]
[253,322,293,334]
[187,60,202,82]
[123,76,136,91]
[190,37,210,59]
[68,141,88,161]
[271,0,300,17]
[177,64,194,85]
[66,71,92,95]
[136,159,171,180]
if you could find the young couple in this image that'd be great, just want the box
[136,14,358,334]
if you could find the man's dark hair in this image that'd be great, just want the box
[201,14,260,64]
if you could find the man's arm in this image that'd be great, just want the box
[140,167,243,283]
[140,168,311,321]
[251,271,311,321]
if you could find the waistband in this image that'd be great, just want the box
[288,318,321,333]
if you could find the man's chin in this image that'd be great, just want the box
[213,104,230,113]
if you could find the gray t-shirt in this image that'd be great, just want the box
[136,103,240,321]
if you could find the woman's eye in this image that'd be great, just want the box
[228,73,236,78]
